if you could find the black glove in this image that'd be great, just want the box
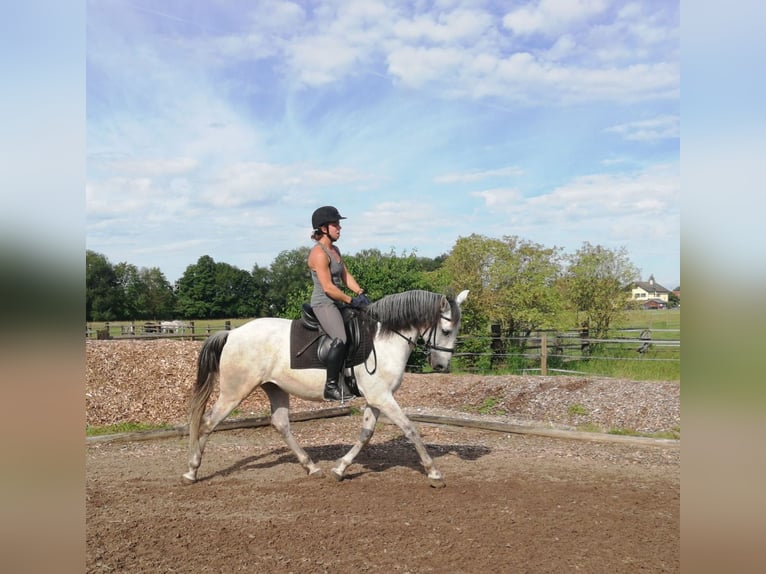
[350,294,371,309]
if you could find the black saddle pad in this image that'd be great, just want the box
[289,319,373,370]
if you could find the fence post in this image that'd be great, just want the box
[225,320,231,330]
[580,322,590,354]
[540,334,547,375]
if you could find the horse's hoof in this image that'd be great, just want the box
[181,472,197,485]
[330,468,344,482]
[429,477,446,489]
[308,467,324,479]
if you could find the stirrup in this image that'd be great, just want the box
[344,371,363,398]
[323,382,354,402]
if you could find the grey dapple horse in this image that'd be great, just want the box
[183,289,469,487]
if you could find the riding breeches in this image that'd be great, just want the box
[311,304,347,343]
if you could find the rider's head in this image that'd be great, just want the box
[311,206,346,241]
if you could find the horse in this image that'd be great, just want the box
[161,320,190,334]
[183,289,469,487]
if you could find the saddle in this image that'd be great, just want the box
[289,304,374,371]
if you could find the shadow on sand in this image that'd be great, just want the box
[197,436,491,483]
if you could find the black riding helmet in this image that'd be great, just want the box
[312,205,347,230]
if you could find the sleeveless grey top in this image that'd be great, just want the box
[310,244,345,307]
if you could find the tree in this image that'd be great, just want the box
[86,250,124,321]
[436,234,506,368]
[268,247,311,317]
[175,256,262,319]
[110,262,176,320]
[213,262,258,318]
[138,267,176,319]
[113,262,143,319]
[488,236,565,337]
[416,253,448,272]
[250,263,272,317]
[437,235,566,370]
[174,255,219,319]
[562,242,640,339]
[439,234,565,331]
[344,248,427,301]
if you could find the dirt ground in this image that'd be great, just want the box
[86,414,679,573]
[86,340,679,572]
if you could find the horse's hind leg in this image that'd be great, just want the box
[183,391,246,483]
[261,383,323,477]
[330,404,380,481]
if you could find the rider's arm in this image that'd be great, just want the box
[341,266,364,296]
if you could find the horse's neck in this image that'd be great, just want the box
[376,325,419,364]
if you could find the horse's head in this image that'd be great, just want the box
[424,290,469,372]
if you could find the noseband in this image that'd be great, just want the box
[420,315,458,355]
[388,314,456,355]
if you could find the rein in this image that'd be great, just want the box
[357,304,458,375]
[373,312,458,355]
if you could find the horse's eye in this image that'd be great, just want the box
[441,328,451,336]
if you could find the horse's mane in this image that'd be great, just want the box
[365,290,460,335]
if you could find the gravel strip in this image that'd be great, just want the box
[86,340,680,436]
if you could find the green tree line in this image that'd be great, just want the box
[87,236,644,368]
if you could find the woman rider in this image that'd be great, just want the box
[308,206,370,401]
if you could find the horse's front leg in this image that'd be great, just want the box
[331,404,380,481]
[376,399,446,488]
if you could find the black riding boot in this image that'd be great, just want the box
[323,338,350,401]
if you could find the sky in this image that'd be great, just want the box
[86,0,680,289]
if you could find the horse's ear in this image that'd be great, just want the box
[456,290,469,306]
[440,295,450,313]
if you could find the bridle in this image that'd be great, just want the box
[390,314,458,356]
[358,309,458,375]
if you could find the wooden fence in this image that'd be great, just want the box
[448,327,680,376]
[86,320,233,341]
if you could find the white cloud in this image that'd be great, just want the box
[387,45,467,88]
[201,162,375,208]
[605,115,679,141]
[247,0,306,32]
[435,166,524,184]
[471,163,679,238]
[544,34,577,60]
[86,176,197,224]
[471,188,524,207]
[287,34,364,86]
[356,199,448,242]
[503,0,609,37]
[282,0,392,86]
[86,178,158,219]
[528,165,678,217]
[394,9,493,44]
[489,57,678,104]
[101,157,198,176]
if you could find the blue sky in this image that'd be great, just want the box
[86,0,680,289]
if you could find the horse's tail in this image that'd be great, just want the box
[188,331,230,441]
